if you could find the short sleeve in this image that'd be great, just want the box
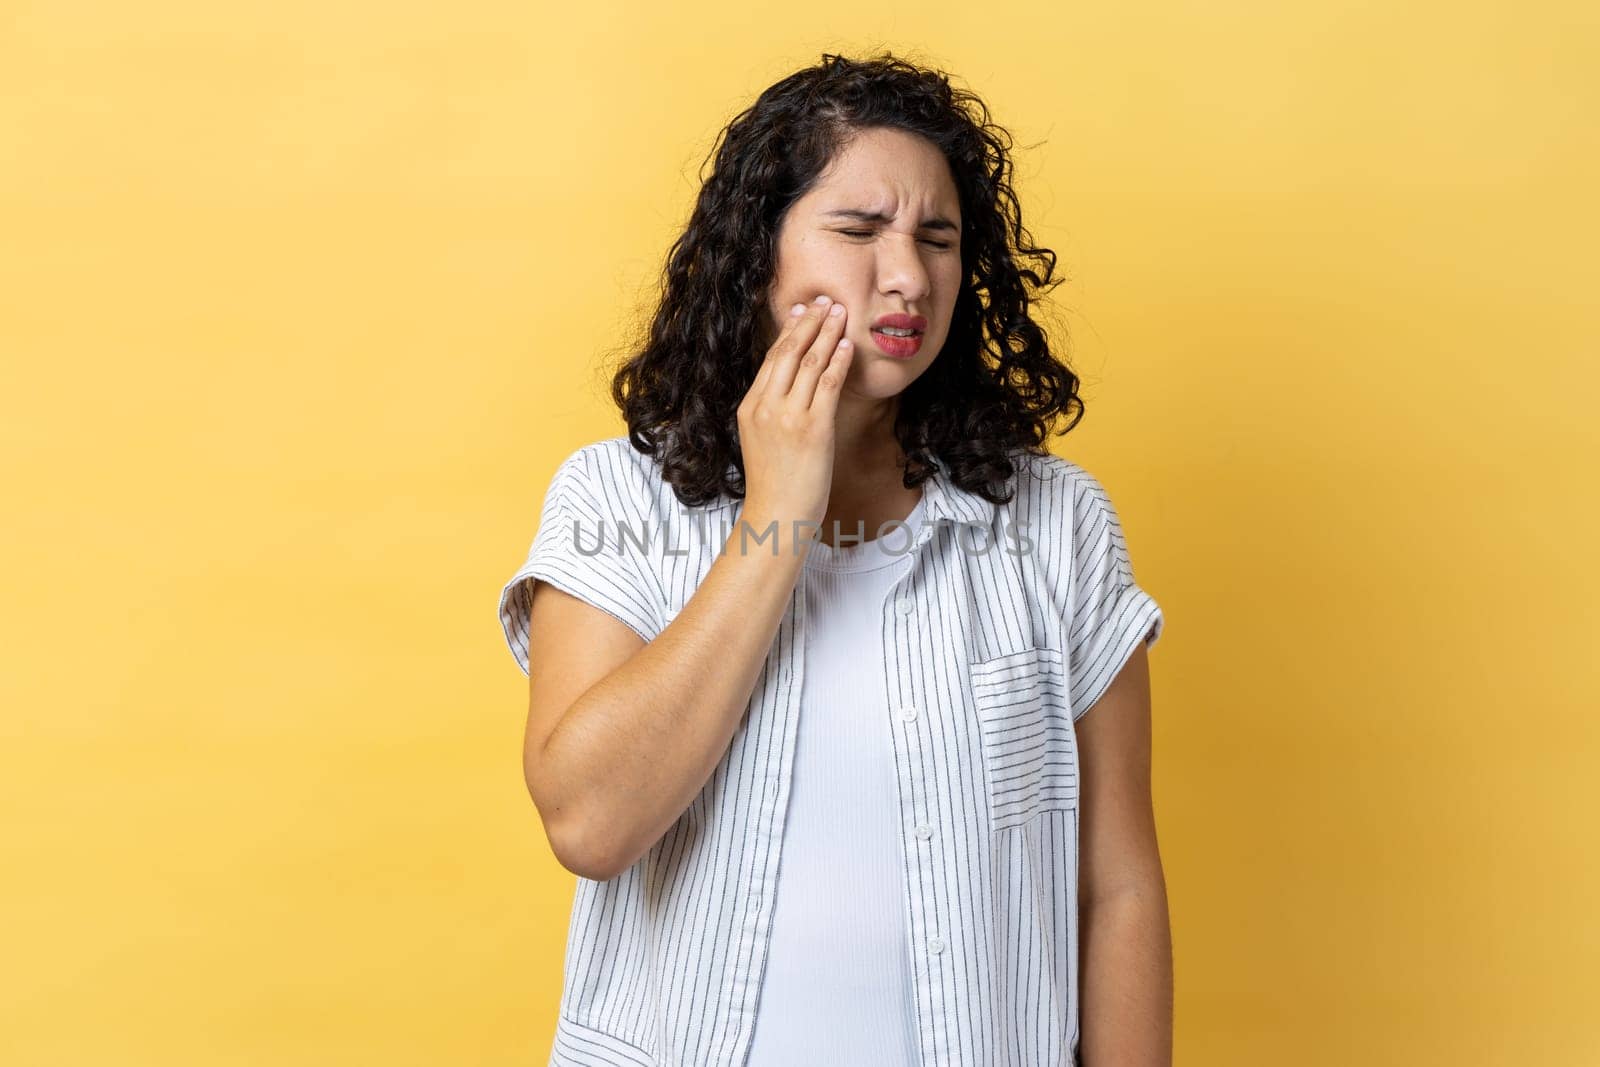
[497,447,663,677]
[1065,471,1165,720]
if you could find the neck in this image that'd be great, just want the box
[830,391,906,488]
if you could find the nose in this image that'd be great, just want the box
[875,233,932,303]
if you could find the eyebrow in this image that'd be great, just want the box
[821,208,960,234]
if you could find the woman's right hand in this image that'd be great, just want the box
[735,294,855,533]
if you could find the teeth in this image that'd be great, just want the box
[875,326,917,337]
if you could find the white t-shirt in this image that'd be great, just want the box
[745,491,930,1065]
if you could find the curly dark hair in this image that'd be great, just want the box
[605,50,1085,508]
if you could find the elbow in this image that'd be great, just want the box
[1080,873,1169,915]
[526,778,628,882]
[551,827,623,882]
[553,819,626,882]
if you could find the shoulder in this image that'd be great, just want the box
[1002,448,1117,517]
[999,449,1146,593]
[558,434,652,481]
[547,435,667,506]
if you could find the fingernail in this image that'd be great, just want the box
[829,303,844,316]
[814,294,830,305]
[790,303,806,316]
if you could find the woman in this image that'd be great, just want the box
[499,52,1171,1067]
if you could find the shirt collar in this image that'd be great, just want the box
[918,461,998,528]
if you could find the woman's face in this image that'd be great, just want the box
[763,126,964,401]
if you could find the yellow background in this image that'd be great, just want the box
[3,1,1595,1063]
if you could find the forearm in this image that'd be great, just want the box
[539,508,807,878]
[1079,880,1174,1067]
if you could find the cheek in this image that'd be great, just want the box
[788,241,867,288]
[938,258,964,292]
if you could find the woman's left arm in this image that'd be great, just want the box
[1076,641,1174,1067]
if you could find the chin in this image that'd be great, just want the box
[848,358,931,399]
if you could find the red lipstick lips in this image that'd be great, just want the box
[869,312,926,359]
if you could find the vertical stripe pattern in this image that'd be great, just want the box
[497,437,1164,1066]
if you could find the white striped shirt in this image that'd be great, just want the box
[498,434,1165,1067]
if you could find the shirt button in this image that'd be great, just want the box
[928,936,946,954]
[898,706,918,722]
[895,595,914,615]
[914,822,933,839]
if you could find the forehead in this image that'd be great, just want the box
[801,127,960,218]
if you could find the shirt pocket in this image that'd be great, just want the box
[968,646,1078,831]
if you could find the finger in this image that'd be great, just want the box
[806,333,855,416]
[790,302,849,407]
[763,297,834,399]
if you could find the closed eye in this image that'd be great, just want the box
[838,229,953,250]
